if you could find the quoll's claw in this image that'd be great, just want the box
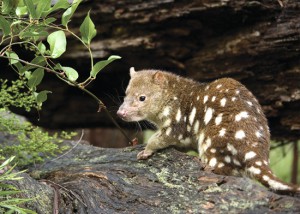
[137,150,153,160]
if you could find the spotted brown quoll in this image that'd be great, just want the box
[117,67,300,194]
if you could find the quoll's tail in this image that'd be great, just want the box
[247,163,299,194]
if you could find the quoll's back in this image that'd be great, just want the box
[117,68,300,194]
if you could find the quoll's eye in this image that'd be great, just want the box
[139,96,146,102]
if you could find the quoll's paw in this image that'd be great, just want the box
[137,150,153,160]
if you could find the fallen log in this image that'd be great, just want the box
[9,143,300,213]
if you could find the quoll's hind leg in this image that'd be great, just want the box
[211,163,240,176]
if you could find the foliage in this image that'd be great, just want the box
[0,79,36,111]
[0,0,121,110]
[0,156,36,214]
[0,78,76,167]
[0,107,75,167]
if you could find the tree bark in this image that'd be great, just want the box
[9,143,300,213]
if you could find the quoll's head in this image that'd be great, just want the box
[117,67,167,122]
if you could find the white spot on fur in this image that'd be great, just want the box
[235,111,249,121]
[255,161,262,166]
[174,97,178,100]
[232,97,237,102]
[215,113,223,125]
[198,132,205,146]
[189,107,197,125]
[201,138,212,156]
[205,138,212,148]
[193,120,200,133]
[204,108,214,125]
[162,106,171,117]
[197,96,200,101]
[245,151,257,161]
[236,90,240,94]
[247,166,261,174]
[255,131,261,138]
[247,101,253,106]
[203,95,209,104]
[209,158,217,167]
[216,84,222,89]
[205,85,209,91]
[219,128,226,137]
[227,143,238,155]
[225,89,229,92]
[184,116,187,122]
[176,109,181,123]
[267,179,291,190]
[233,159,241,166]
[166,127,172,136]
[224,156,231,163]
[218,162,225,168]
[257,108,261,113]
[187,125,191,132]
[211,96,216,102]
[210,148,216,153]
[181,138,191,145]
[263,160,268,165]
[220,98,227,107]
[178,134,183,140]
[163,119,172,127]
[235,130,246,139]
[263,175,270,181]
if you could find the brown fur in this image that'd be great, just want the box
[117,68,299,194]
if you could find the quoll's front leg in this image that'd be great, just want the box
[137,150,154,160]
[137,131,174,160]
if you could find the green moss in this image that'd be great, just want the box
[156,168,182,189]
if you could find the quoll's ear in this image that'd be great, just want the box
[153,71,167,86]
[130,67,136,77]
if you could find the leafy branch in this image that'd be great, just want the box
[0,0,132,143]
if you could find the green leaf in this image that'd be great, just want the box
[90,55,121,78]
[37,42,46,54]
[47,30,66,58]
[36,0,51,18]
[5,51,19,65]
[16,6,28,17]
[0,16,11,36]
[1,0,18,14]
[20,56,46,74]
[0,190,22,196]
[21,30,49,38]
[61,0,82,26]
[25,71,32,79]
[44,17,57,25]
[0,156,15,169]
[27,68,44,89]
[35,90,51,105]
[43,0,70,17]
[61,66,79,82]
[79,11,97,45]
[24,0,37,19]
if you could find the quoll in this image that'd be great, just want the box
[117,67,300,194]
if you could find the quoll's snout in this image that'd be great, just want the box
[117,107,127,119]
